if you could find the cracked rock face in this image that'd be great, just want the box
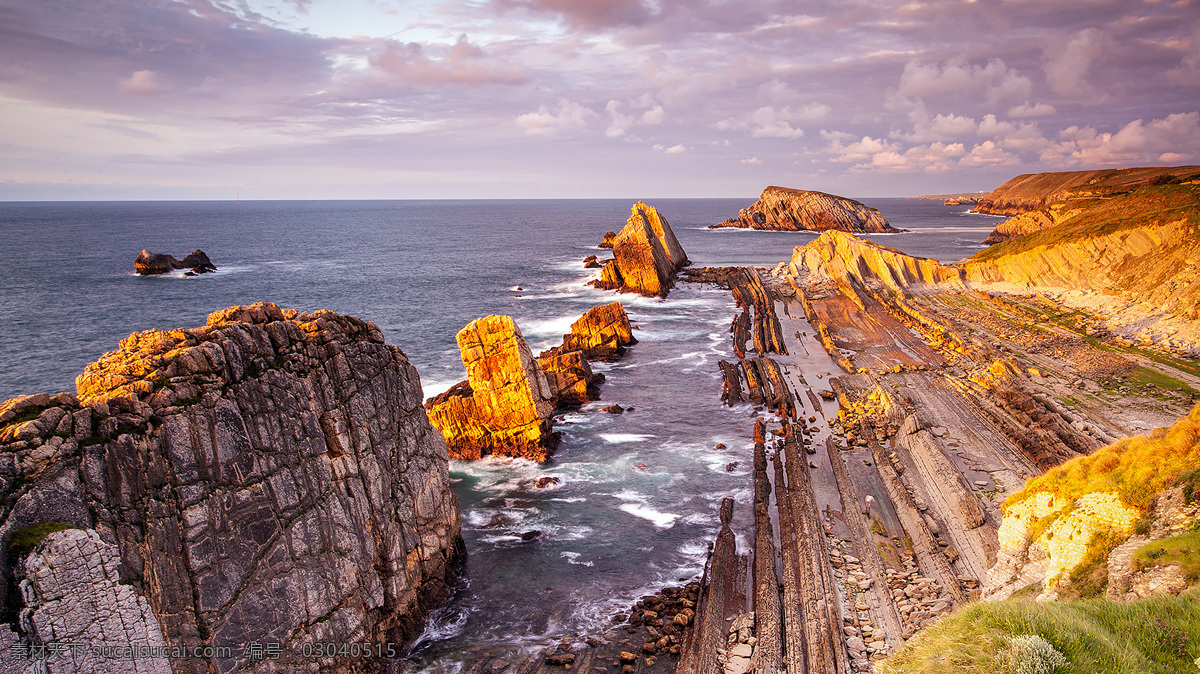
[0,302,464,673]
[715,187,897,234]
[590,203,689,298]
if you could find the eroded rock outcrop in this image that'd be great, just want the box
[554,302,637,361]
[0,302,464,673]
[713,186,898,233]
[590,203,689,298]
[790,231,966,294]
[134,249,217,275]
[425,315,557,461]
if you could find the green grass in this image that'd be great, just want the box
[1135,529,1200,583]
[877,590,1200,674]
[1007,403,1200,512]
[969,184,1200,263]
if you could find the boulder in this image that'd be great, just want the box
[589,203,689,297]
[538,349,602,407]
[425,315,559,461]
[598,230,618,249]
[712,186,899,233]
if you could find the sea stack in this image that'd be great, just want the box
[425,315,558,461]
[713,186,898,233]
[0,302,464,673]
[590,202,689,298]
[134,249,218,275]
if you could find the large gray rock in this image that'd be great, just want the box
[0,303,464,673]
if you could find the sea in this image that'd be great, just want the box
[0,197,1003,670]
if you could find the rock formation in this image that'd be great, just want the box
[964,183,1200,325]
[551,302,637,361]
[0,302,464,673]
[986,402,1200,601]
[972,165,1200,217]
[590,203,689,298]
[134,249,217,275]
[712,186,899,233]
[425,315,558,461]
[598,231,617,249]
[790,230,966,294]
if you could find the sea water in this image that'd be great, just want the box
[0,197,997,669]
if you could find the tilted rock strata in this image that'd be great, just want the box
[790,231,966,295]
[972,165,1200,217]
[425,315,558,461]
[714,186,898,233]
[0,302,464,673]
[556,302,637,361]
[590,202,689,298]
[981,203,1083,245]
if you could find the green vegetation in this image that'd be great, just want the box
[8,522,78,553]
[970,184,1200,263]
[877,590,1200,674]
[1134,528,1200,583]
[1007,403,1200,512]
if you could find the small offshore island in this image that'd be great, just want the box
[2,166,1200,674]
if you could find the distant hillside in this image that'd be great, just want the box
[973,165,1200,217]
[962,183,1200,322]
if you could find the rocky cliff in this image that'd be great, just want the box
[789,230,966,295]
[590,203,689,297]
[972,165,1200,217]
[0,302,464,673]
[964,184,1200,325]
[986,402,1200,601]
[713,186,898,233]
[425,316,557,461]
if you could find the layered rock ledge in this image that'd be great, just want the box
[0,302,464,673]
[712,186,899,233]
[590,202,689,298]
[972,165,1200,217]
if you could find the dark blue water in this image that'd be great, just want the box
[0,197,995,670]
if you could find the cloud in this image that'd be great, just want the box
[653,143,687,154]
[605,97,665,138]
[893,58,1031,106]
[1008,102,1056,118]
[516,101,594,135]
[369,35,527,86]
[959,140,1018,167]
[1043,27,1110,100]
[493,0,653,29]
[717,104,827,139]
[1167,26,1200,85]
[740,157,761,164]
[1042,112,1200,166]
[899,110,977,143]
[119,70,164,95]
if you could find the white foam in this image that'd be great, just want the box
[619,503,679,529]
[599,433,654,443]
[560,551,595,567]
[548,497,587,503]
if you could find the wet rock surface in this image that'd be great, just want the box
[134,249,217,275]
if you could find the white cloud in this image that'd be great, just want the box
[370,35,527,86]
[717,104,826,139]
[959,140,1018,167]
[1042,112,1200,166]
[120,70,164,95]
[1043,28,1110,100]
[516,101,594,135]
[605,98,665,138]
[1008,102,1056,118]
[653,143,687,154]
[899,110,977,142]
[894,58,1031,106]
[740,157,761,164]
[1168,27,1200,85]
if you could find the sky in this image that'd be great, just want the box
[1,0,1199,200]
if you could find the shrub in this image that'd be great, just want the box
[1008,634,1069,674]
